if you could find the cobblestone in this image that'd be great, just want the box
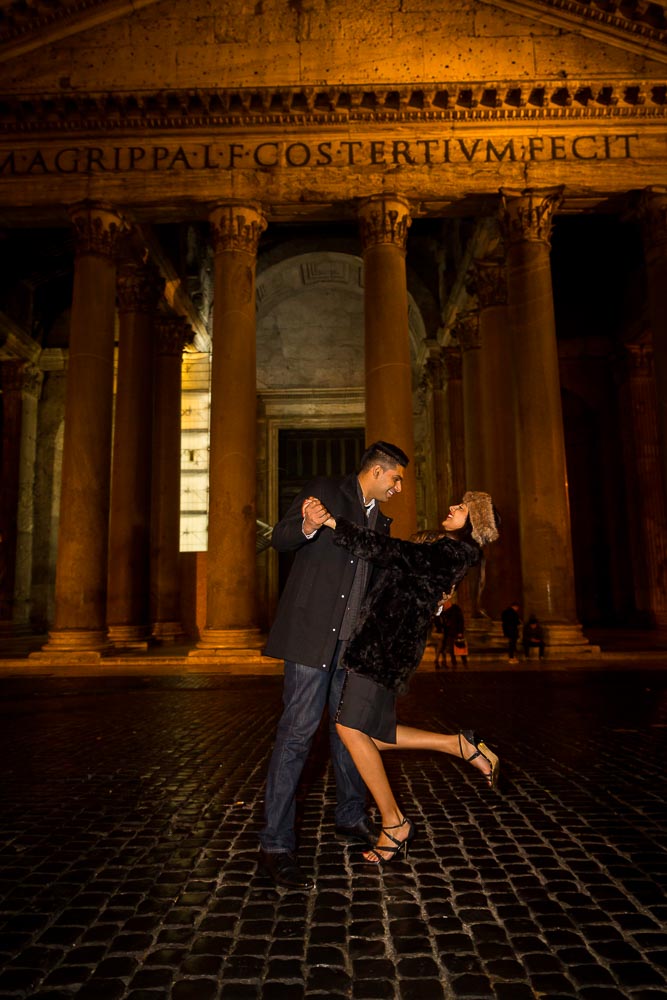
[0,667,666,998]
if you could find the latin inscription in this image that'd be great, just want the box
[0,133,640,175]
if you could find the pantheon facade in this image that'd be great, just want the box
[0,0,666,661]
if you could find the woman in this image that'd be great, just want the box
[302,491,500,864]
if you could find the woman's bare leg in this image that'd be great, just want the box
[373,726,492,781]
[335,723,412,860]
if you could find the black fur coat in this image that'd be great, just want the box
[333,518,480,694]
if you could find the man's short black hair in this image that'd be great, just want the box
[359,440,410,472]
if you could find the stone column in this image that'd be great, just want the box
[470,255,522,619]
[151,314,190,642]
[455,310,485,490]
[193,202,266,656]
[423,349,448,526]
[107,258,164,648]
[12,363,42,629]
[358,195,417,539]
[500,188,591,654]
[0,361,42,630]
[638,187,667,497]
[31,350,66,631]
[442,346,466,507]
[618,343,667,627]
[37,203,126,657]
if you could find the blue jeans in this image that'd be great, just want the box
[260,646,367,854]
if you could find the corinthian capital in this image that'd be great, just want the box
[470,257,507,309]
[1,359,42,396]
[209,202,266,255]
[358,195,411,252]
[624,342,654,379]
[117,259,165,315]
[638,186,667,253]
[69,202,128,260]
[453,311,480,352]
[422,355,443,392]
[499,187,563,247]
[155,315,192,357]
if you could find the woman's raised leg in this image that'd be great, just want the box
[374,725,493,782]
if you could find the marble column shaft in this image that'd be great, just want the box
[151,315,189,639]
[0,361,30,624]
[442,347,466,507]
[500,188,577,623]
[424,348,462,525]
[107,259,164,643]
[639,187,667,501]
[47,203,126,650]
[197,203,266,650]
[619,344,667,626]
[456,310,485,490]
[359,195,417,539]
[471,255,522,618]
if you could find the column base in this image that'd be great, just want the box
[537,623,601,658]
[107,624,152,651]
[466,617,505,652]
[29,628,107,662]
[0,620,34,637]
[189,627,265,661]
[151,621,185,644]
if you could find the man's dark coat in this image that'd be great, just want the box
[264,474,392,669]
[332,519,480,694]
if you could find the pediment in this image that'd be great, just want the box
[1,0,666,66]
[0,1,163,63]
[488,1,667,64]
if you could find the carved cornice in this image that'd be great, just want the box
[470,257,508,309]
[358,196,411,252]
[154,315,192,357]
[117,259,165,315]
[499,187,564,246]
[69,202,127,259]
[0,79,664,134]
[209,203,266,255]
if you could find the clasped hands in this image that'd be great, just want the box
[302,496,336,534]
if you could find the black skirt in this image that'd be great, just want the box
[335,670,397,744]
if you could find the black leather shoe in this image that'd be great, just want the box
[335,815,380,847]
[258,849,314,889]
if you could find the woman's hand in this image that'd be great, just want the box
[302,497,335,533]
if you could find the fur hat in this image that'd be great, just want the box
[462,491,500,546]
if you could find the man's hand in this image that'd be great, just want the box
[302,497,332,535]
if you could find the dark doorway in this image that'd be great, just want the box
[277,428,365,593]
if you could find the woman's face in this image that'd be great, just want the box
[442,502,469,532]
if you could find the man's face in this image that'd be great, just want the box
[367,464,405,503]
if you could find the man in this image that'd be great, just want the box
[259,440,409,889]
[501,602,521,664]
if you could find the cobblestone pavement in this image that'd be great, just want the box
[0,667,666,1000]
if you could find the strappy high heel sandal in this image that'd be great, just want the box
[459,730,500,791]
[363,817,415,865]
